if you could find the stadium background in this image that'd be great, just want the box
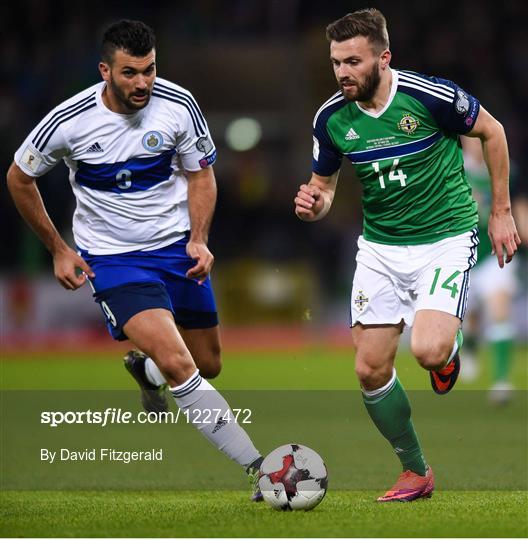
[1,0,527,344]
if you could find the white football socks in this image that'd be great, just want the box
[144,356,167,386]
[170,370,261,468]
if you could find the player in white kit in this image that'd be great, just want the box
[7,19,264,500]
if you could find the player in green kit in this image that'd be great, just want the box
[461,137,519,403]
[294,8,521,502]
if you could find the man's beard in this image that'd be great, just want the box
[339,64,381,102]
[109,77,151,111]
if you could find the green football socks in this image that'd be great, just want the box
[362,370,427,476]
[492,338,513,383]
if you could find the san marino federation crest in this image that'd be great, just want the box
[142,131,164,152]
[397,113,420,134]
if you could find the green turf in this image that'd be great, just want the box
[1,345,526,390]
[1,490,527,537]
[1,346,527,537]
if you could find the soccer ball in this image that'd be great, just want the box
[258,443,328,511]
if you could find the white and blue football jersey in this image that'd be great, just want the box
[14,77,217,255]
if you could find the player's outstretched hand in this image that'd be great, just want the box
[294,184,324,221]
[186,240,214,285]
[53,246,95,290]
[488,210,522,268]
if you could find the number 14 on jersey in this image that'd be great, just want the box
[371,158,407,189]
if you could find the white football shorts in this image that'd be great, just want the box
[467,255,518,307]
[350,228,479,327]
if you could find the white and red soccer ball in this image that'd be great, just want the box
[258,443,328,511]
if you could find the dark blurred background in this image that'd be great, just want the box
[1,0,527,336]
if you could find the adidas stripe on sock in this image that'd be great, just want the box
[171,370,261,468]
[362,368,397,404]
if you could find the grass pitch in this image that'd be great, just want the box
[1,344,527,537]
[1,490,526,537]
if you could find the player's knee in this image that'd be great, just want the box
[199,355,222,379]
[412,341,450,371]
[151,347,196,384]
[196,342,222,379]
[354,359,392,391]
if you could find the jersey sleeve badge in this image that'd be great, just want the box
[312,136,320,160]
[195,136,214,154]
[20,146,43,173]
[455,90,470,114]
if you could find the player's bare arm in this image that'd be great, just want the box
[466,106,521,267]
[295,171,339,222]
[6,161,94,290]
[185,166,217,284]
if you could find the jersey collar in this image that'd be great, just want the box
[96,82,146,120]
[355,68,398,119]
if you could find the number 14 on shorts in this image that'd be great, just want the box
[429,268,461,299]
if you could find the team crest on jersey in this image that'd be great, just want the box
[354,290,369,312]
[142,131,164,152]
[397,114,420,135]
[455,89,470,114]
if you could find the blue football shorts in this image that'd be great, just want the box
[80,235,218,341]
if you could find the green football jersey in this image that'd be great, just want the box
[312,69,479,245]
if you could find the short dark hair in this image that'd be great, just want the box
[326,8,389,53]
[101,20,156,63]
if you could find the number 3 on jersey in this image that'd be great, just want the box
[371,158,407,189]
[116,168,132,189]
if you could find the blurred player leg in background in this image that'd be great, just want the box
[460,308,479,382]
[486,285,516,404]
[462,136,520,403]
[462,257,518,404]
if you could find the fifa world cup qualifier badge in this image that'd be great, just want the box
[21,146,43,173]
